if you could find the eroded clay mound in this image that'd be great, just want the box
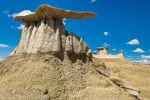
[0,54,136,100]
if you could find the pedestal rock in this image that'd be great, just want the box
[9,5,97,61]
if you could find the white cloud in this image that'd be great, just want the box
[0,56,2,61]
[0,58,2,61]
[104,32,109,36]
[128,56,132,57]
[17,24,25,29]
[126,39,139,45]
[8,10,34,17]
[148,50,150,52]
[4,9,9,14]
[91,0,96,2]
[11,26,14,28]
[11,24,25,30]
[133,59,150,64]
[102,42,110,47]
[63,18,66,25]
[0,44,9,48]
[127,59,130,61]
[112,49,116,51]
[133,48,145,53]
[141,55,150,59]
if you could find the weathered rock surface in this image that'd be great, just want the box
[109,77,140,97]
[14,5,97,23]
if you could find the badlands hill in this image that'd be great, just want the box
[0,4,149,100]
[0,53,139,100]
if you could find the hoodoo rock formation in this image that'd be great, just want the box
[93,47,125,59]
[9,5,96,61]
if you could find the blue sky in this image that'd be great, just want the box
[0,0,150,64]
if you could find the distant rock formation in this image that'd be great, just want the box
[93,47,125,59]
[9,5,96,61]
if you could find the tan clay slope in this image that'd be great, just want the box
[0,54,136,100]
[98,58,133,66]
[95,58,150,100]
